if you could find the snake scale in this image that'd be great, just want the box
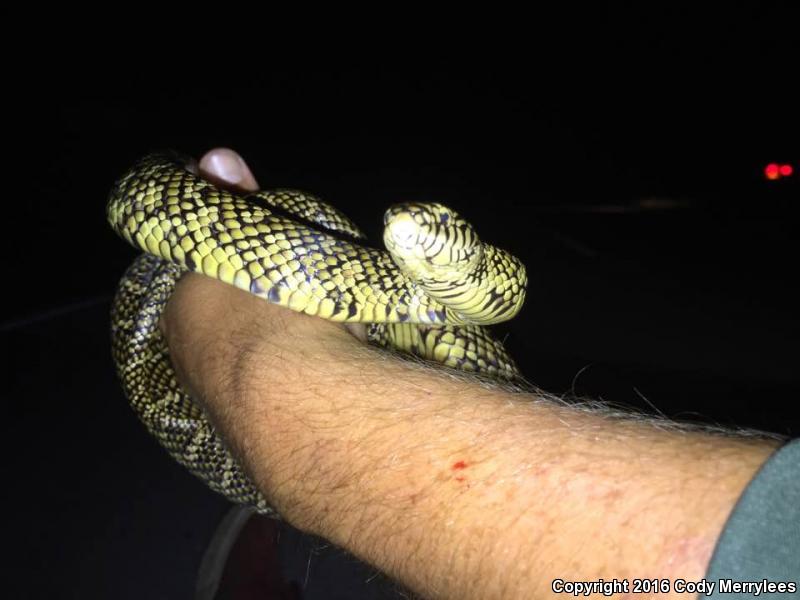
[108,152,527,514]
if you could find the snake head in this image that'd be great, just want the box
[383,202,483,282]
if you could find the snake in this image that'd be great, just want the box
[108,152,527,514]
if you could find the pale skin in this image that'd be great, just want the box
[161,148,779,600]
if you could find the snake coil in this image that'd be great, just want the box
[109,152,527,513]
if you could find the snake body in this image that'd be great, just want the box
[109,153,527,513]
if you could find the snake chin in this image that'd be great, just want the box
[383,212,419,251]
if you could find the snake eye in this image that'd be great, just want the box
[439,213,449,224]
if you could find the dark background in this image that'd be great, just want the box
[2,7,799,598]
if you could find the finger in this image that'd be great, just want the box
[196,148,369,344]
[199,147,260,192]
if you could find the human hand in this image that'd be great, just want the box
[160,147,364,402]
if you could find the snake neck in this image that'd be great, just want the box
[414,245,527,325]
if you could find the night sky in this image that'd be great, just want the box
[5,8,798,322]
[5,8,800,414]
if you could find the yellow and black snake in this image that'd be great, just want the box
[108,152,527,514]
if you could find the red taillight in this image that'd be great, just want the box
[765,163,780,180]
[765,163,794,180]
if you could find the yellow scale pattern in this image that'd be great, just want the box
[108,152,527,514]
[108,155,464,325]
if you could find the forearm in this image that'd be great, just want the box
[163,273,777,600]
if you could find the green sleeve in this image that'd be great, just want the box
[703,438,800,598]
